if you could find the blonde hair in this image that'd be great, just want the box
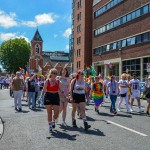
[121,73,126,79]
[47,68,57,79]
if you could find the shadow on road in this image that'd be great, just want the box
[15,110,30,113]
[47,130,79,140]
[59,125,105,137]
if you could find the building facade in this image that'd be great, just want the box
[29,29,71,75]
[93,0,150,81]
[72,0,93,71]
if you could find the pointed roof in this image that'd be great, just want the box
[32,29,43,42]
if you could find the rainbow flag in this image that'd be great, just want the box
[106,75,111,81]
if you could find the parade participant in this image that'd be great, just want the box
[38,75,45,107]
[106,75,119,114]
[91,76,104,114]
[42,68,62,132]
[27,73,37,109]
[58,68,70,126]
[118,73,131,112]
[70,70,91,131]
[144,75,150,116]
[129,73,142,112]
[85,77,91,105]
[12,71,24,111]
[127,74,131,105]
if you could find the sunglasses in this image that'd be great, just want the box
[52,72,57,75]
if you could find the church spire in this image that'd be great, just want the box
[32,29,43,42]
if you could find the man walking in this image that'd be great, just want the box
[12,71,24,111]
[129,73,142,112]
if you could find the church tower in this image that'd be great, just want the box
[29,29,43,72]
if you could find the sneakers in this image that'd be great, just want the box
[146,111,150,116]
[138,108,142,113]
[117,108,120,112]
[18,108,22,112]
[130,108,133,112]
[62,122,67,126]
[15,107,18,111]
[84,122,91,131]
[52,122,55,128]
[49,124,53,132]
[72,119,77,128]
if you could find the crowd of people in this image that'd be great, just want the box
[4,68,150,132]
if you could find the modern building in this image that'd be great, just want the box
[72,0,93,71]
[92,0,150,81]
[29,29,71,75]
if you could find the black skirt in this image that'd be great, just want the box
[72,93,85,104]
[44,92,60,106]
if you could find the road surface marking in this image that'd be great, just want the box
[0,117,4,139]
[107,120,148,137]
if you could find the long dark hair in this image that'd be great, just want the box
[60,68,69,77]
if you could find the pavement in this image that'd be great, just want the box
[0,89,149,150]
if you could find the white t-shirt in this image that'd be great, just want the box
[129,79,140,92]
[118,79,128,94]
[73,79,85,94]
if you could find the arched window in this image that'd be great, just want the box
[35,44,40,54]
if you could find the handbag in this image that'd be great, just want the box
[120,93,126,97]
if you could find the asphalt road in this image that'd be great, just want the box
[0,89,149,150]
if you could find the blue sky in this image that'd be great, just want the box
[0,0,72,52]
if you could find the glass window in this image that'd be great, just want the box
[143,5,149,14]
[99,47,103,54]
[143,57,149,63]
[110,22,114,29]
[102,45,107,52]
[143,32,149,42]
[131,59,135,65]
[110,1,114,7]
[114,20,117,27]
[127,38,132,46]
[110,43,113,50]
[149,4,150,12]
[106,45,110,51]
[122,61,126,66]
[127,60,131,65]
[136,35,142,44]
[131,37,136,45]
[107,24,110,30]
[114,0,118,5]
[122,16,126,24]
[136,65,140,70]
[102,26,106,32]
[132,11,136,19]
[102,6,106,13]
[131,65,135,70]
[136,59,140,64]
[122,39,127,47]
[127,13,132,22]
[113,42,117,49]
[117,19,121,26]
[135,9,141,18]
[107,3,111,10]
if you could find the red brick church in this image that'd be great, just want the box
[29,29,71,75]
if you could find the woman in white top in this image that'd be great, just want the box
[58,68,70,126]
[70,71,91,131]
[118,73,131,112]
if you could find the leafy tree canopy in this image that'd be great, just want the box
[0,38,31,73]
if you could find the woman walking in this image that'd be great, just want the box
[118,73,131,113]
[42,68,62,132]
[58,68,70,126]
[106,76,119,114]
[144,76,150,116]
[91,76,104,114]
[70,71,91,131]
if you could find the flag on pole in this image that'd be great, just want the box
[90,66,97,77]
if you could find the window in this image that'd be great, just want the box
[143,32,149,42]
[122,40,127,47]
[77,24,81,32]
[35,44,40,54]
[110,43,113,51]
[135,9,141,17]
[132,11,136,19]
[136,35,142,44]
[131,37,136,45]
[127,38,132,46]
[127,13,132,22]
[143,5,149,14]
[77,37,81,44]
[113,42,117,50]
[106,45,110,51]
[122,16,127,24]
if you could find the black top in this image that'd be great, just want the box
[28,79,35,92]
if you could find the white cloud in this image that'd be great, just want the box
[63,28,71,38]
[0,10,18,28]
[0,32,29,43]
[22,13,57,27]
[65,44,69,50]
[54,34,58,38]
[0,33,17,41]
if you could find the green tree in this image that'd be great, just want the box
[0,38,31,73]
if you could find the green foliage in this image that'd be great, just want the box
[0,38,31,73]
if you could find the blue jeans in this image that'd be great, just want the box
[28,92,35,108]
[110,95,117,111]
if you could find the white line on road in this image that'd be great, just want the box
[107,120,148,137]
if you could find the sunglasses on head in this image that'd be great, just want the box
[52,72,57,75]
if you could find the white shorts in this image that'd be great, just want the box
[131,91,140,99]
